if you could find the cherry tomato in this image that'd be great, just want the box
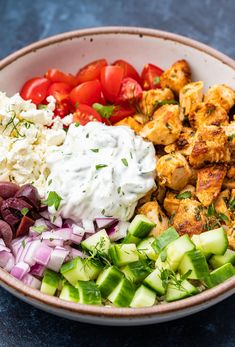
[113,59,141,83]
[20,77,51,105]
[76,59,108,84]
[141,63,164,90]
[47,82,73,100]
[70,80,102,106]
[109,105,135,124]
[45,68,78,87]
[100,66,124,103]
[73,104,102,125]
[116,77,142,104]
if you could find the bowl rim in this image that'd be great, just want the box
[0,26,234,319]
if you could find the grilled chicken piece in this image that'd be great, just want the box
[223,121,235,154]
[139,88,175,117]
[204,84,235,112]
[156,153,192,190]
[227,226,235,250]
[189,102,228,129]
[173,199,206,236]
[164,127,195,156]
[137,201,169,237]
[179,81,204,115]
[196,165,227,206]
[163,185,196,217]
[189,125,230,168]
[214,189,231,221]
[160,60,191,95]
[115,117,143,134]
[140,104,182,145]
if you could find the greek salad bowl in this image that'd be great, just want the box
[0,27,235,326]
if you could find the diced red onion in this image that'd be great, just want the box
[34,245,53,266]
[22,274,41,289]
[10,262,30,280]
[4,253,15,272]
[71,233,83,245]
[0,250,12,268]
[24,240,42,266]
[95,217,118,230]
[47,247,69,272]
[0,243,11,253]
[82,219,95,233]
[71,248,88,259]
[30,263,45,277]
[42,239,64,247]
[11,236,28,256]
[84,232,95,240]
[72,224,85,237]
[41,228,72,241]
[39,210,50,220]
[51,215,62,228]
[107,221,130,242]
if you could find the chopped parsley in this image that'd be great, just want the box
[42,191,62,211]
[176,191,192,200]
[74,102,79,108]
[21,207,29,216]
[75,122,80,127]
[31,225,47,234]
[117,186,121,194]
[21,240,26,249]
[48,179,52,186]
[91,148,99,153]
[92,103,115,119]
[38,104,47,110]
[96,164,108,170]
[121,158,128,167]
[153,76,160,85]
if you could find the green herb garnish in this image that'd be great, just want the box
[75,122,80,127]
[42,191,62,211]
[38,104,47,110]
[176,191,192,200]
[92,103,114,119]
[153,76,160,85]
[91,148,99,153]
[31,225,47,234]
[96,164,108,170]
[121,158,128,167]
[21,207,29,216]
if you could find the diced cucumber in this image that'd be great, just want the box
[152,227,179,254]
[59,283,79,302]
[178,249,210,280]
[209,249,235,269]
[137,237,157,260]
[81,229,111,255]
[96,266,124,297]
[191,235,212,258]
[108,278,135,307]
[166,278,199,302]
[109,243,139,267]
[76,281,101,305]
[192,228,228,256]
[209,263,235,287]
[143,268,165,295]
[41,269,60,296]
[165,234,195,271]
[122,233,141,244]
[60,257,89,285]
[84,259,104,280]
[155,254,171,270]
[121,260,151,284]
[130,285,156,308]
[128,214,156,238]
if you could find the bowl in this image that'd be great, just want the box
[0,26,235,326]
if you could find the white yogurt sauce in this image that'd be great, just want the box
[46,122,156,222]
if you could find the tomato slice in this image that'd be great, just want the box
[109,105,135,124]
[100,66,124,103]
[116,77,142,104]
[76,59,108,84]
[141,63,164,90]
[113,59,141,83]
[73,104,102,125]
[47,82,73,100]
[45,69,78,87]
[69,80,102,106]
[20,77,51,105]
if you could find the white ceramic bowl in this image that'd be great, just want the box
[0,27,235,326]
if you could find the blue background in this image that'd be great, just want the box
[0,0,235,346]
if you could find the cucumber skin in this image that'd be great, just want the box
[194,228,228,256]
[178,249,210,280]
[128,215,156,238]
[130,285,156,308]
[122,233,141,244]
[166,280,199,302]
[121,260,151,284]
[209,263,235,287]
[109,244,139,267]
[209,249,235,269]
[143,268,165,295]
[81,229,111,255]
[41,269,60,296]
[59,284,79,303]
[152,227,179,254]
[137,237,157,261]
[108,278,135,307]
[96,266,124,298]
[77,281,101,305]
[60,257,89,285]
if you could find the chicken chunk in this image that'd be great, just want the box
[137,201,169,236]
[204,84,235,112]
[140,104,182,145]
[156,153,192,190]
[223,121,235,154]
[173,199,206,236]
[189,125,230,168]
[164,127,195,156]
[189,102,228,130]
[160,60,191,95]
[115,117,143,134]
[214,189,231,221]
[179,81,204,115]
[227,226,235,250]
[163,185,196,217]
[139,88,175,117]
[196,165,227,206]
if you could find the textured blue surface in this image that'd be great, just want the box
[0,0,235,346]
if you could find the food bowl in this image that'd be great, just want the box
[0,26,235,326]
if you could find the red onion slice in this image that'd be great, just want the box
[10,262,30,280]
[30,263,45,277]
[95,218,118,230]
[22,274,41,289]
[34,245,53,266]
[47,247,69,272]
[107,221,130,241]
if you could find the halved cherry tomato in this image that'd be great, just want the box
[20,77,51,105]
[113,60,141,83]
[76,59,108,84]
[47,82,73,100]
[100,66,124,103]
[116,77,142,104]
[73,104,102,125]
[141,63,164,90]
[45,68,78,87]
[70,80,102,106]
[109,105,135,124]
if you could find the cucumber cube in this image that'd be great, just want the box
[108,278,135,307]
[96,266,124,297]
[128,214,156,238]
[109,243,139,267]
[209,249,235,269]
[192,227,228,256]
[76,281,101,305]
[41,269,60,296]
[60,257,89,286]
[130,285,156,308]
[152,227,179,254]
[179,249,210,280]
[81,229,111,255]
[84,259,104,280]
[137,237,157,260]
[166,234,195,271]
[122,233,141,245]
[210,263,235,287]
[144,268,165,295]
[59,283,79,303]
[121,260,151,284]
[166,279,199,302]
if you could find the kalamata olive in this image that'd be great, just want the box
[0,182,20,199]
[1,198,33,228]
[15,184,40,210]
[0,220,13,247]
[16,215,34,238]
